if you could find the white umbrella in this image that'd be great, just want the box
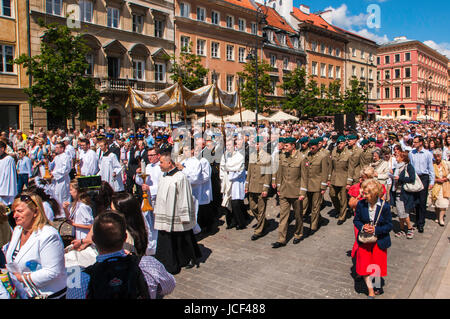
[226,109,269,123]
[151,121,168,127]
[397,115,409,120]
[268,110,299,122]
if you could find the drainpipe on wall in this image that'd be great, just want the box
[26,0,34,130]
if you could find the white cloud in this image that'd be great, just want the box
[353,28,390,44]
[321,4,368,30]
[423,40,450,58]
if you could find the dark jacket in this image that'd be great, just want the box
[354,199,393,250]
[397,163,417,212]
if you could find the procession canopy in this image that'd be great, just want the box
[127,83,237,116]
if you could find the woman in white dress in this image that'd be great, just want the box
[431,149,449,226]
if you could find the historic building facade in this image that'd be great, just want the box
[377,37,449,121]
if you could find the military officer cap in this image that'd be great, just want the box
[360,139,369,146]
[337,136,346,143]
[162,135,169,140]
[299,136,309,144]
[388,132,397,139]
[155,135,162,140]
[308,138,319,147]
[137,134,144,140]
[106,133,114,139]
[284,137,297,144]
[129,134,136,139]
[255,136,265,143]
[97,134,105,140]
[369,137,376,143]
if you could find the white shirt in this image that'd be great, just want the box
[43,201,54,222]
[70,202,94,240]
[0,155,17,205]
[79,148,99,176]
[135,161,162,198]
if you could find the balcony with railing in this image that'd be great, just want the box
[98,78,169,93]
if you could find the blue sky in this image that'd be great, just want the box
[292,0,450,57]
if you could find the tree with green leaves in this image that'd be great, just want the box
[170,42,209,91]
[279,66,307,114]
[237,56,273,113]
[322,80,344,115]
[14,19,106,129]
[343,77,367,115]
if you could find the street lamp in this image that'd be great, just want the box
[421,75,432,122]
[246,1,267,132]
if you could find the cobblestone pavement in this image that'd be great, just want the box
[166,192,447,299]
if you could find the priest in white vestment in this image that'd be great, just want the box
[135,148,162,256]
[0,141,17,206]
[154,153,201,275]
[48,142,72,216]
[78,138,99,176]
[97,139,124,192]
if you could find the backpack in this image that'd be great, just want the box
[83,254,150,299]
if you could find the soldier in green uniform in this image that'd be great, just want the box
[317,136,332,184]
[359,139,373,172]
[347,135,362,185]
[272,137,306,248]
[298,136,309,156]
[329,136,352,225]
[300,138,329,235]
[245,136,272,241]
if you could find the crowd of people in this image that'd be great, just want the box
[0,118,448,299]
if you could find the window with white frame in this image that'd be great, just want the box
[180,36,190,52]
[361,49,365,59]
[180,3,190,18]
[405,86,411,98]
[155,63,166,82]
[395,87,400,98]
[394,68,400,79]
[133,60,145,80]
[352,65,356,77]
[312,61,318,76]
[46,0,62,16]
[211,10,219,25]
[361,67,365,78]
[385,87,390,99]
[320,63,326,77]
[270,54,276,68]
[226,45,234,61]
[238,77,244,89]
[211,42,219,58]
[196,39,205,56]
[85,53,94,75]
[311,41,317,52]
[283,57,289,70]
[79,0,93,23]
[279,34,286,46]
[405,52,411,61]
[385,69,390,79]
[328,46,333,55]
[377,88,380,99]
[320,43,325,54]
[107,7,120,28]
[1,0,12,17]
[238,47,245,63]
[238,18,245,31]
[0,44,14,73]
[336,48,340,57]
[196,7,205,21]
[352,48,356,57]
[328,65,333,78]
[251,22,257,35]
[369,69,373,80]
[336,66,341,79]
[405,67,411,78]
[226,75,234,92]
[132,14,143,33]
[267,30,274,43]
[226,16,233,28]
[271,79,276,94]
[154,19,164,38]
[292,37,298,49]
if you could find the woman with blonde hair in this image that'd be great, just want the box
[2,192,67,298]
[354,179,393,298]
[431,149,449,226]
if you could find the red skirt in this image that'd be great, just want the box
[356,241,388,277]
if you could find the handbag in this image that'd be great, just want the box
[358,200,385,244]
[403,165,424,192]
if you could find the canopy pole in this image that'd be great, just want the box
[214,82,226,147]
[178,78,188,127]
[169,112,173,132]
[127,86,136,131]
[237,78,243,129]
[203,109,207,135]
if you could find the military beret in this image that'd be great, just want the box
[317,137,324,142]
[279,137,286,143]
[299,137,309,144]
[255,136,265,143]
[360,139,369,146]
[308,138,319,147]
[325,133,331,138]
[346,135,358,140]
[284,137,297,144]
[337,136,346,143]
[369,137,376,142]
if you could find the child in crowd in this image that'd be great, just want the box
[63,180,93,240]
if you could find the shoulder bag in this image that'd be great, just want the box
[403,164,424,192]
[358,200,385,244]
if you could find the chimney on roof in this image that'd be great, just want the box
[300,4,310,15]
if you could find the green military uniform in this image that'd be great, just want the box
[359,140,373,173]
[329,138,352,222]
[245,149,272,237]
[347,137,362,185]
[275,145,305,244]
[300,139,329,232]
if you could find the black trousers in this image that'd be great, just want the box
[414,174,430,228]
[197,203,215,230]
[231,199,247,228]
